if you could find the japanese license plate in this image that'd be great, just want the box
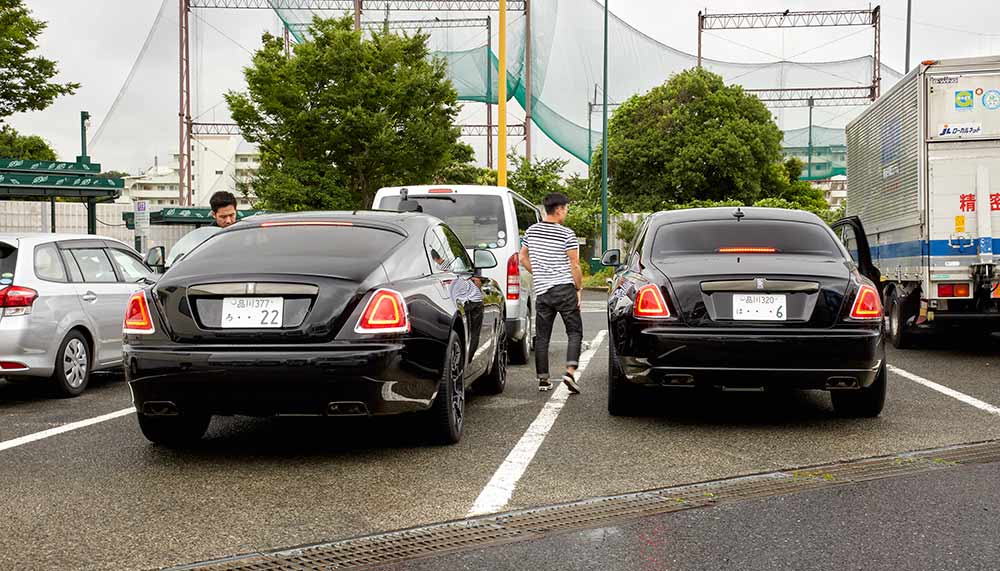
[733,294,787,321]
[221,297,283,329]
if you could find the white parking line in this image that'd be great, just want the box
[468,329,608,517]
[0,407,135,453]
[888,364,1000,417]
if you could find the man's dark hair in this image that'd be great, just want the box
[210,191,237,212]
[543,192,570,215]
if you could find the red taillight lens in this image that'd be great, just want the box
[0,286,38,316]
[355,288,410,334]
[850,284,882,320]
[938,283,970,298]
[717,247,778,254]
[633,284,671,318]
[506,252,520,300]
[123,291,155,334]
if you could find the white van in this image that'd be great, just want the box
[373,185,539,363]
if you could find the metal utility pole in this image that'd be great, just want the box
[600,0,609,253]
[904,0,912,73]
[77,111,91,163]
[486,15,493,169]
[353,0,362,31]
[283,25,291,57]
[697,11,703,68]
[178,0,193,206]
[498,0,508,187]
[807,96,814,179]
[524,0,532,162]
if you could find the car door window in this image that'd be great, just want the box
[34,243,67,282]
[437,226,472,273]
[70,249,118,283]
[425,229,453,274]
[838,226,860,264]
[108,249,152,283]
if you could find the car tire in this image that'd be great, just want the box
[886,291,914,350]
[607,339,637,416]
[479,317,508,395]
[427,331,465,445]
[831,362,887,418]
[50,331,90,398]
[137,413,211,447]
[510,312,532,365]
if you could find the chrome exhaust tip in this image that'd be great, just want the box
[826,376,860,389]
[326,401,369,416]
[142,401,179,416]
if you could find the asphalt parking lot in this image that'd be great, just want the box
[2,291,999,571]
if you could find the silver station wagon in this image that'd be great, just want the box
[0,233,153,397]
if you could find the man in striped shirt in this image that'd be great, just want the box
[519,192,583,394]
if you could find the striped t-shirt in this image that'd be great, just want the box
[522,222,578,295]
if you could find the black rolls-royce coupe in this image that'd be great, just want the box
[123,211,506,446]
[602,207,886,417]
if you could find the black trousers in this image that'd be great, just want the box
[534,284,583,379]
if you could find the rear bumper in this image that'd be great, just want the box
[0,320,55,377]
[125,342,441,416]
[506,316,528,341]
[614,326,884,390]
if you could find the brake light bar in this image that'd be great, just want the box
[850,284,882,320]
[634,284,671,319]
[506,252,520,300]
[0,286,38,317]
[427,188,455,193]
[123,290,156,334]
[717,247,778,254]
[260,221,353,227]
[355,288,410,334]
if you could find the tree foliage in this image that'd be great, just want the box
[227,16,470,210]
[592,67,785,212]
[0,0,78,120]
[0,125,56,160]
[507,152,568,204]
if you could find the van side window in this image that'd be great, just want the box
[512,196,540,237]
[34,243,67,282]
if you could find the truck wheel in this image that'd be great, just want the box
[831,362,887,418]
[886,291,914,350]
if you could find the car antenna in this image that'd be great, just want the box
[733,207,745,222]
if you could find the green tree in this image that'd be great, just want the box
[592,68,784,212]
[0,125,56,160]
[95,170,130,179]
[507,152,568,204]
[227,16,468,210]
[0,0,78,120]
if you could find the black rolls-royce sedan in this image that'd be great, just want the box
[123,211,507,446]
[602,207,886,417]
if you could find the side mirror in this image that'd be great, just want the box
[472,249,498,270]
[144,246,165,273]
[601,249,621,267]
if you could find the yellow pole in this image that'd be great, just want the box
[497,0,508,187]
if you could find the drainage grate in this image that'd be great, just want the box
[167,439,1000,571]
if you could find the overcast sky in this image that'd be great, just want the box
[11,0,1000,173]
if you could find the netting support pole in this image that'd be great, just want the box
[697,11,703,68]
[353,0,362,31]
[523,0,531,162]
[872,5,881,99]
[486,15,493,170]
[807,96,814,179]
[179,0,193,206]
[904,0,911,73]
[498,0,507,187]
[600,0,609,254]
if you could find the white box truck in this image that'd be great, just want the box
[846,56,1000,348]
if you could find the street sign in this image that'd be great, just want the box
[134,201,150,236]
[0,158,101,175]
[0,172,122,190]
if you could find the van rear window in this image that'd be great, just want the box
[379,194,506,249]
[651,220,842,258]
[0,242,16,283]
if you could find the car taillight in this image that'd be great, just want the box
[850,284,882,320]
[506,253,520,300]
[717,247,778,254]
[937,283,970,298]
[0,286,38,317]
[633,284,671,319]
[355,288,410,334]
[123,290,155,334]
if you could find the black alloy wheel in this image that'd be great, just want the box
[480,318,508,395]
[428,331,465,444]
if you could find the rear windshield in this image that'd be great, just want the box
[651,220,842,258]
[379,194,506,249]
[177,225,405,278]
[0,241,16,283]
